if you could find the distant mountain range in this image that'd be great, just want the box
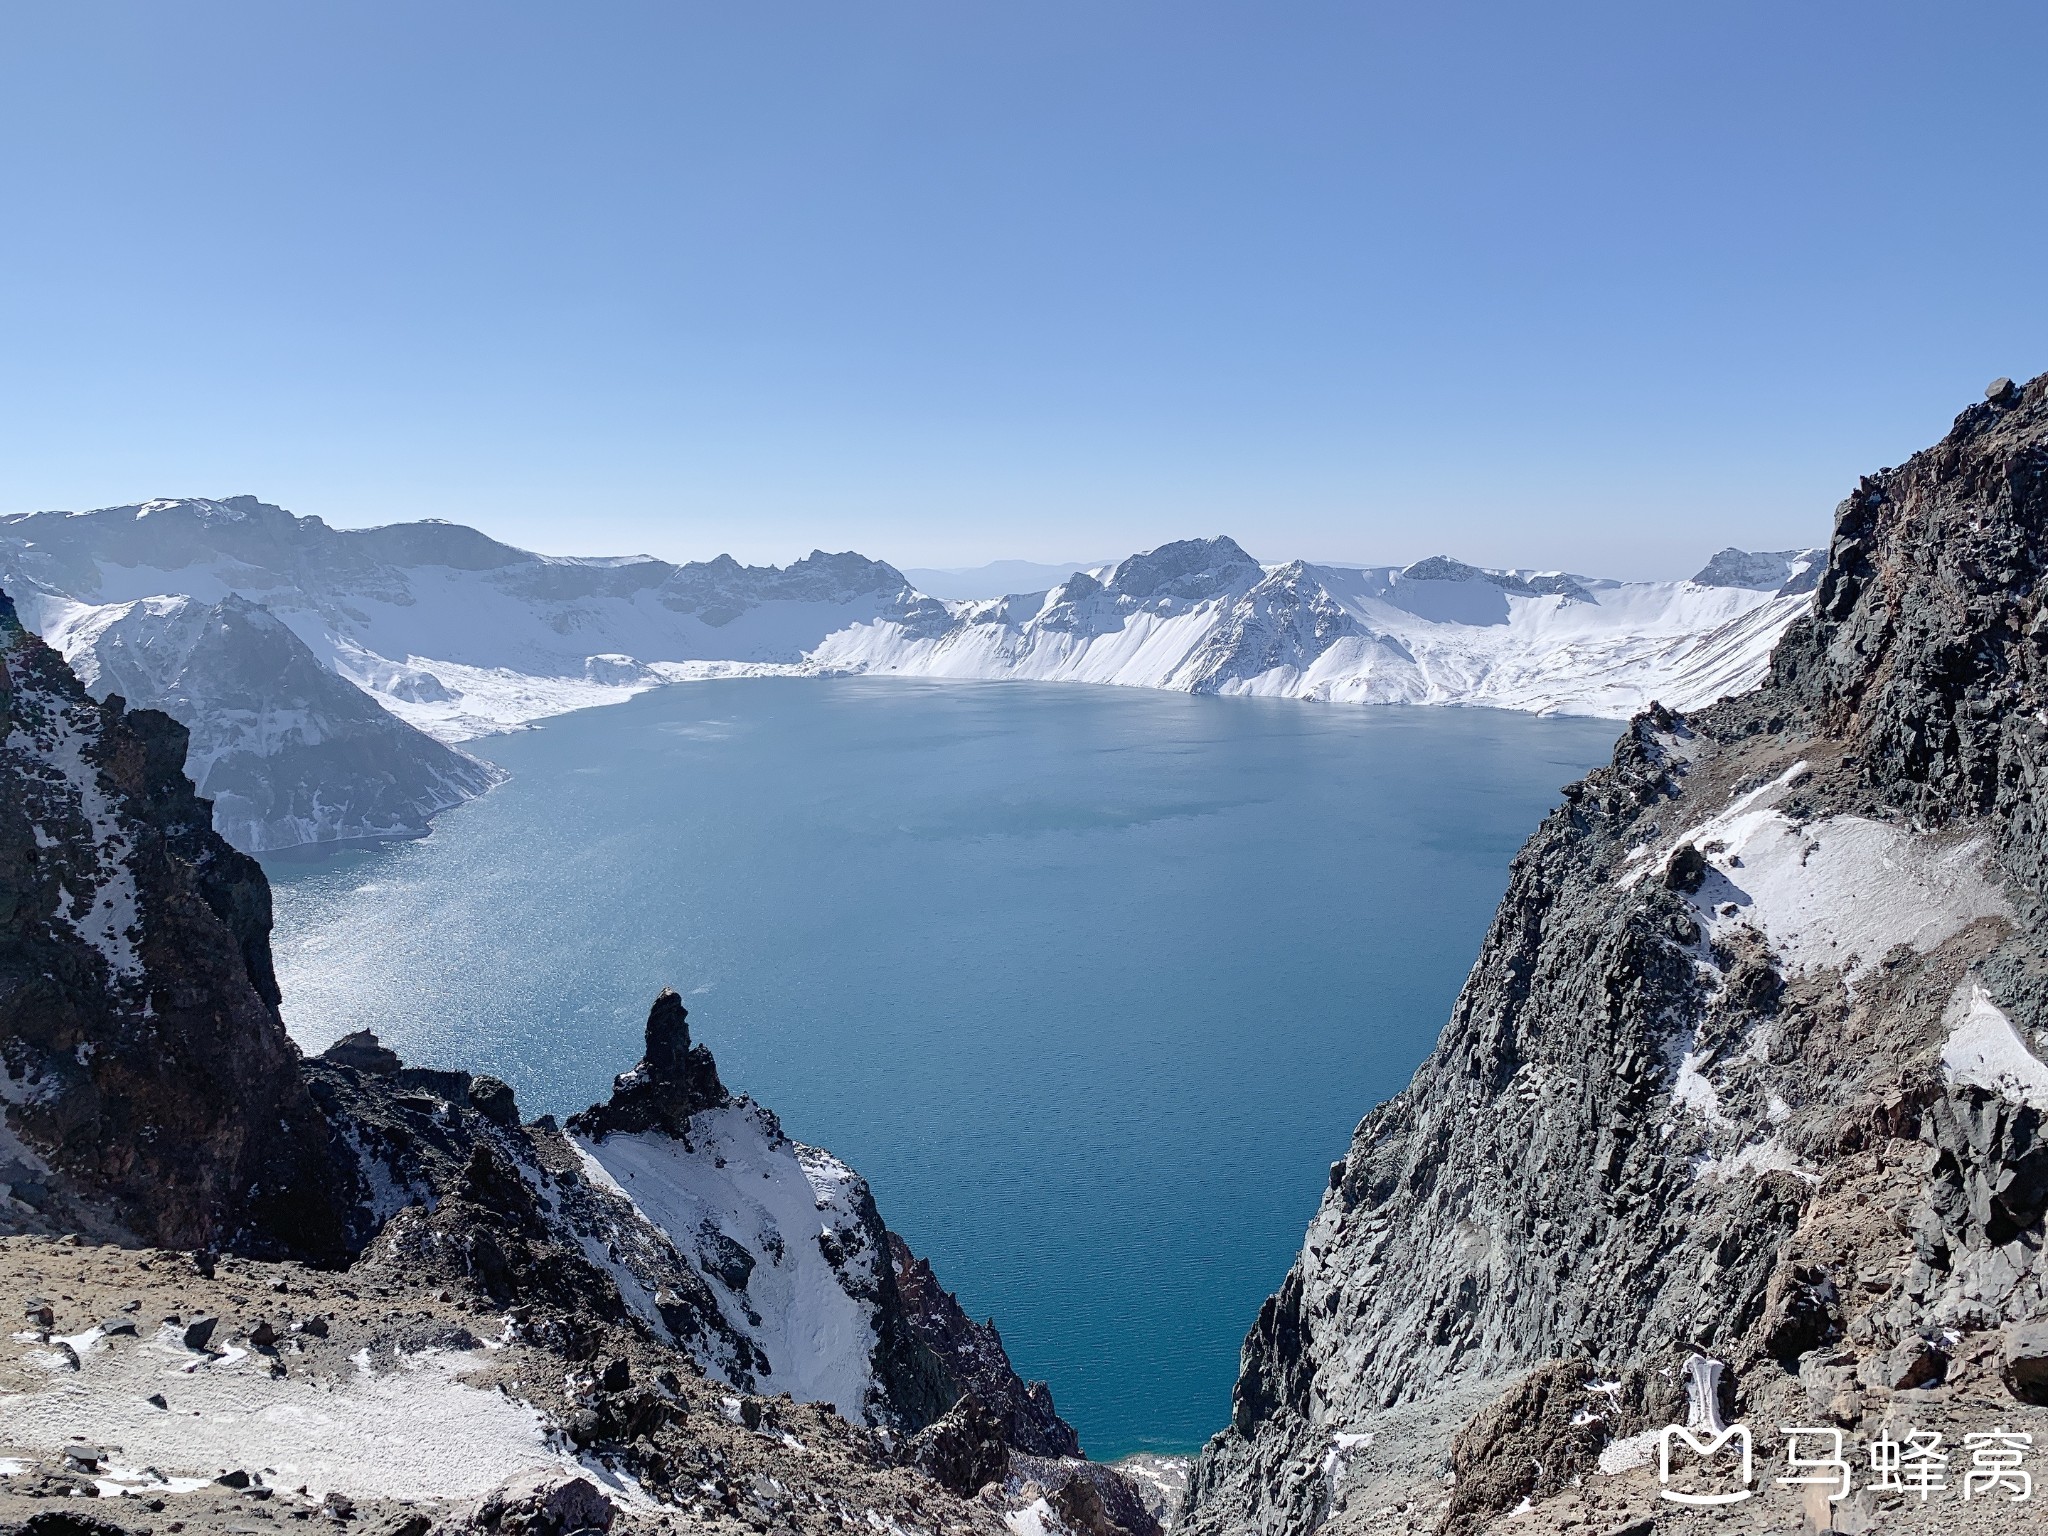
[0,495,1819,851]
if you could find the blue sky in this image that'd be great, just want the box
[1,2,2042,577]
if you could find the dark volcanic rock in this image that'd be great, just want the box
[322,1030,402,1075]
[904,1394,1010,1496]
[467,1074,520,1126]
[17,1512,136,1536]
[566,990,728,1138]
[471,1470,616,1536]
[0,587,357,1259]
[889,1232,1082,1458]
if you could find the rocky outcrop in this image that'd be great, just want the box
[471,1471,616,1536]
[1186,376,2048,1535]
[565,989,728,1138]
[904,1394,1012,1495]
[890,1232,1082,1457]
[0,588,357,1259]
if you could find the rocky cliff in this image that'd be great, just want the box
[0,587,358,1259]
[1185,376,2048,1536]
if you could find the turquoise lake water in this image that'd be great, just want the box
[263,678,1615,1458]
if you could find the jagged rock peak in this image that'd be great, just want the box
[1104,536,1262,602]
[1397,554,1490,583]
[567,989,729,1138]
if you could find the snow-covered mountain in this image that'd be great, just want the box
[0,496,945,742]
[0,495,1820,851]
[815,538,1823,717]
[9,584,504,852]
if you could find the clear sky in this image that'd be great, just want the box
[2,3,2042,578]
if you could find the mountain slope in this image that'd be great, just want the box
[1184,377,2048,1536]
[0,496,943,740]
[20,588,504,851]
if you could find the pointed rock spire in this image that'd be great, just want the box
[566,989,728,1139]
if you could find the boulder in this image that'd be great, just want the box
[322,1031,402,1075]
[904,1394,1010,1497]
[19,1513,135,1536]
[2002,1320,2048,1404]
[472,1470,616,1536]
[1886,1337,1948,1391]
[1662,841,1708,894]
[468,1076,521,1128]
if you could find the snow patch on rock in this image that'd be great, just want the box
[1631,765,2008,984]
[1941,983,2048,1111]
[1697,1138,1818,1184]
[574,1103,885,1424]
[1687,813,2006,983]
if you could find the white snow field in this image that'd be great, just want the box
[0,1323,589,1503]
[813,550,1817,720]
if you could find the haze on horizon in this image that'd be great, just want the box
[1,2,2044,582]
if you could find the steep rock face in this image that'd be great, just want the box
[889,1231,1082,1458]
[0,588,355,1258]
[33,590,503,851]
[1185,378,2048,1535]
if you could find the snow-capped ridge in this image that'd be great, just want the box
[819,539,1816,717]
[1690,545,1825,594]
